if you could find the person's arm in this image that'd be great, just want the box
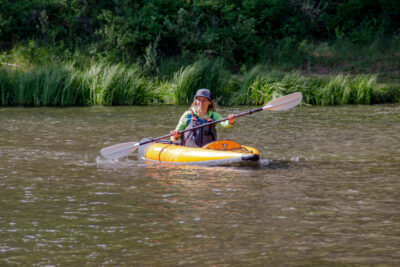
[170,111,190,141]
[212,111,235,128]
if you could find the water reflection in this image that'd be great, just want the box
[0,104,399,265]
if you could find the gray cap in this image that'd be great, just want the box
[194,88,212,100]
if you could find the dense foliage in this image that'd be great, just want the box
[1,1,399,106]
[1,0,400,65]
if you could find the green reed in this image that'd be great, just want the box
[227,67,397,106]
[0,59,398,107]
[172,59,231,105]
[231,68,313,105]
[0,61,164,106]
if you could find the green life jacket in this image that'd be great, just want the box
[181,111,217,148]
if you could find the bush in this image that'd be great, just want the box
[2,0,400,65]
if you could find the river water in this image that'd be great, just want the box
[0,104,399,266]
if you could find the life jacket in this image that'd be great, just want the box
[181,111,217,148]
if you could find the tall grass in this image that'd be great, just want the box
[228,68,397,106]
[0,59,398,107]
[0,61,166,106]
[172,59,232,105]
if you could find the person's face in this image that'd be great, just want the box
[195,96,211,114]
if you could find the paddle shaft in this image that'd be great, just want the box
[138,107,264,146]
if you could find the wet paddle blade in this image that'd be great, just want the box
[262,92,303,111]
[100,142,139,160]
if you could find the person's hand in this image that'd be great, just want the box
[170,130,181,139]
[228,114,235,124]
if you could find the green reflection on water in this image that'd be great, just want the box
[0,104,399,265]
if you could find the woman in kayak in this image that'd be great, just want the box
[170,88,236,148]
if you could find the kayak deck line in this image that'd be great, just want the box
[157,143,172,163]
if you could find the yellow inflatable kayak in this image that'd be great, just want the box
[138,139,261,166]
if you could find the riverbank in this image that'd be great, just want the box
[2,1,399,106]
[1,41,399,106]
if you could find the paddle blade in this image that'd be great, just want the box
[262,92,302,111]
[100,142,139,160]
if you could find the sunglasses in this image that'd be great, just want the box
[196,97,210,103]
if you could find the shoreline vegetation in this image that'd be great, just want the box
[1,1,399,106]
[1,50,399,107]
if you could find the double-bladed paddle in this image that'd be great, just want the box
[100,92,302,160]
